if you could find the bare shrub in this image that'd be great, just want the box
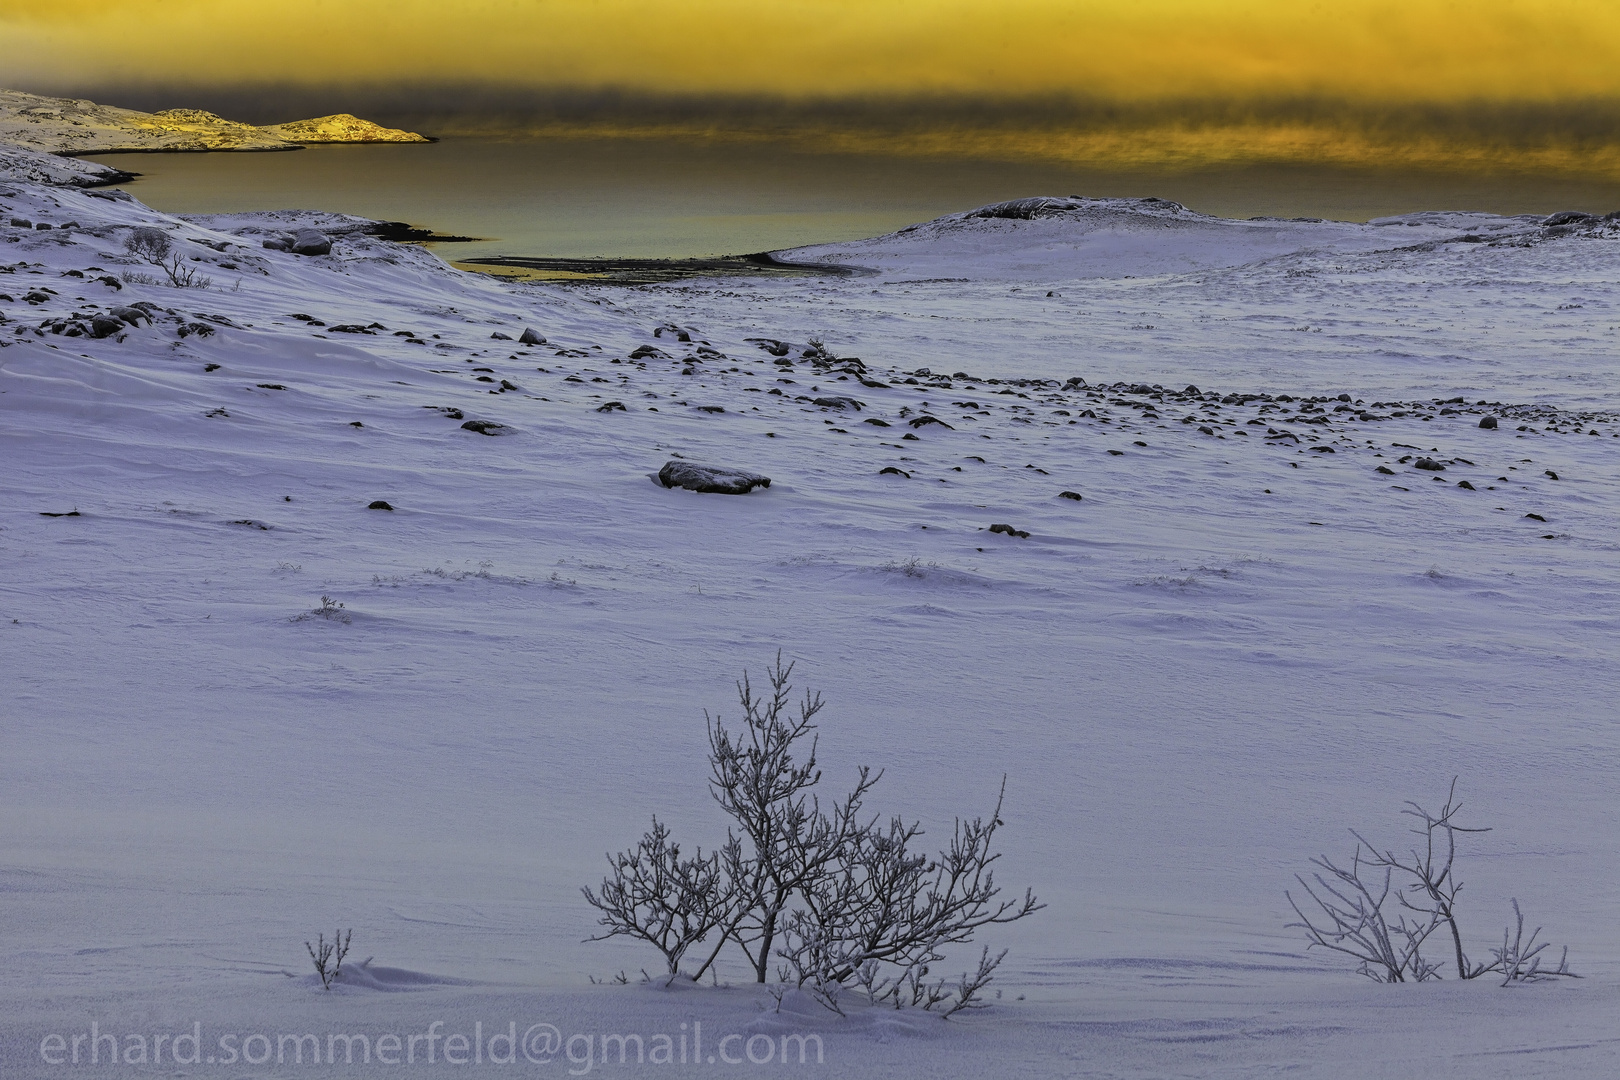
[582,818,737,977]
[122,226,212,288]
[157,252,212,289]
[1288,780,1577,985]
[124,227,171,261]
[306,929,351,990]
[584,655,1041,1015]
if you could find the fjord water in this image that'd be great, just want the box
[90,135,1620,261]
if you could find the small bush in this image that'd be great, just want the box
[584,655,1041,1014]
[1287,780,1577,984]
[124,227,171,262]
[306,929,351,990]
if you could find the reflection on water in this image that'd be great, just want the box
[89,136,1620,261]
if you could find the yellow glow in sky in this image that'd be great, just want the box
[3,0,1620,102]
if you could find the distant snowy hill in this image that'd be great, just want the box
[0,88,427,154]
[778,195,1577,280]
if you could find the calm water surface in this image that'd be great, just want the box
[89,137,1620,261]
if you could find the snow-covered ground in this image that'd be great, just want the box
[2,166,1618,1078]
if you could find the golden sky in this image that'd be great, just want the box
[3,0,1620,102]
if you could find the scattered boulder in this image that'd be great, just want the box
[519,327,546,346]
[1479,415,1498,429]
[262,237,292,251]
[657,461,771,495]
[1542,211,1597,227]
[109,305,150,325]
[1524,513,1546,522]
[988,523,1030,538]
[1376,465,1396,475]
[368,500,394,511]
[289,229,333,256]
[1457,480,1475,490]
[490,331,512,340]
[460,419,511,435]
[629,345,669,360]
[908,415,952,429]
[1413,457,1445,471]
[596,401,627,412]
[879,466,910,478]
[1058,491,1083,501]
[813,396,863,410]
[178,321,215,338]
[88,315,124,339]
[863,418,891,427]
[1545,470,1560,480]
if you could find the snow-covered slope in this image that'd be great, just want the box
[0,88,426,154]
[0,140,131,186]
[781,194,1577,280]
[2,179,1619,1078]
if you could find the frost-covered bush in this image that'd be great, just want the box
[1288,781,1577,985]
[583,655,1041,1014]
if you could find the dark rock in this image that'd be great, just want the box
[38,510,80,517]
[1058,491,1083,501]
[24,291,50,303]
[814,396,864,410]
[879,466,910,477]
[1524,513,1546,521]
[1376,465,1396,474]
[461,420,511,435]
[1310,446,1335,453]
[88,315,124,339]
[908,415,952,429]
[901,433,920,441]
[109,305,149,325]
[262,237,292,251]
[596,400,627,412]
[519,327,546,346]
[1198,425,1215,435]
[368,500,394,511]
[1106,449,1124,456]
[1545,470,1560,480]
[436,406,465,420]
[1542,211,1597,227]
[695,405,725,413]
[490,331,512,340]
[499,380,520,391]
[1413,457,1445,471]
[1457,480,1475,489]
[178,321,215,338]
[863,418,891,427]
[657,460,771,495]
[1479,415,1498,429]
[289,229,333,256]
[629,345,669,360]
[988,523,1030,538]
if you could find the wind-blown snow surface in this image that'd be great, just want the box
[2,181,1619,1078]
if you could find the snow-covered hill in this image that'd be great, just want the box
[2,166,1618,1078]
[0,88,426,154]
